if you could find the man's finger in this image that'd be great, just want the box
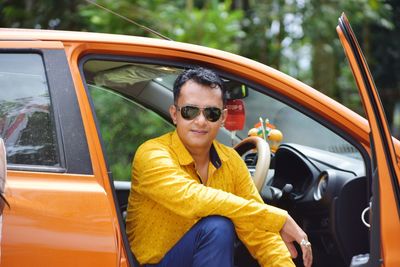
[301,244,312,267]
[286,242,298,259]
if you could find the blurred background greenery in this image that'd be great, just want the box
[1,0,399,135]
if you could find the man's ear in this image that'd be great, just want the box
[169,105,177,125]
[221,108,228,124]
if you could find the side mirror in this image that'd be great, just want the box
[224,81,249,100]
[0,138,7,214]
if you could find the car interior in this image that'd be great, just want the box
[82,58,370,267]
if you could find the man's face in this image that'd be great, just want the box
[170,80,226,152]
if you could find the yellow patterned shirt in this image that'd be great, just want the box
[126,131,294,266]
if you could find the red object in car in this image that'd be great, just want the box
[225,99,246,131]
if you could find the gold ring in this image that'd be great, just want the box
[300,238,311,248]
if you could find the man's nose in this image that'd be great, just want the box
[194,111,208,124]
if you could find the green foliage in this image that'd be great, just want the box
[1,0,399,136]
[161,0,244,52]
[89,86,174,181]
[0,0,84,30]
[79,0,244,52]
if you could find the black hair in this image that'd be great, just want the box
[173,67,226,106]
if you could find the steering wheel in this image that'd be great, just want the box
[234,136,271,192]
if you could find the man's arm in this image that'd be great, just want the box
[231,149,312,267]
[132,141,287,233]
[229,150,294,266]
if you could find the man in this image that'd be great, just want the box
[126,67,312,267]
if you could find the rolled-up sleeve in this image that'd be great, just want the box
[231,151,294,266]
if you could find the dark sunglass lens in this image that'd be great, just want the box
[204,107,221,122]
[181,106,200,120]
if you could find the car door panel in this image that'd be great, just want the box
[0,42,121,266]
[337,13,400,266]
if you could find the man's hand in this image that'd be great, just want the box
[280,215,313,267]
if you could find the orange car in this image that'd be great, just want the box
[0,14,399,266]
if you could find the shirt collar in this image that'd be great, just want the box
[171,130,228,168]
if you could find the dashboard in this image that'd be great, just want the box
[267,143,365,202]
[255,143,370,266]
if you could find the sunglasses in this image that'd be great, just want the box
[175,105,223,122]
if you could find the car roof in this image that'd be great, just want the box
[0,27,248,63]
[0,27,313,92]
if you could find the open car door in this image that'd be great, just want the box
[337,14,400,266]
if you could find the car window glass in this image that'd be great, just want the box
[0,53,59,167]
[237,88,362,159]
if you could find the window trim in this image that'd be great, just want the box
[42,49,92,175]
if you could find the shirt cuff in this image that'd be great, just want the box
[263,205,288,232]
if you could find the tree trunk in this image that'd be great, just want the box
[311,0,337,98]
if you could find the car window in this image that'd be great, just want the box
[237,88,362,159]
[83,60,180,181]
[0,53,59,167]
[85,81,174,181]
[83,59,362,182]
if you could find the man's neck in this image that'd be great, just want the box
[187,146,210,184]
[187,145,210,166]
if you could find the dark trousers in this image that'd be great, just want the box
[144,216,236,267]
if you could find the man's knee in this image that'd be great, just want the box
[198,216,235,244]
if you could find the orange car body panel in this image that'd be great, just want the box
[0,25,399,266]
[337,14,400,266]
[0,36,126,266]
[3,172,119,266]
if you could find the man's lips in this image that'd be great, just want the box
[190,129,208,134]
